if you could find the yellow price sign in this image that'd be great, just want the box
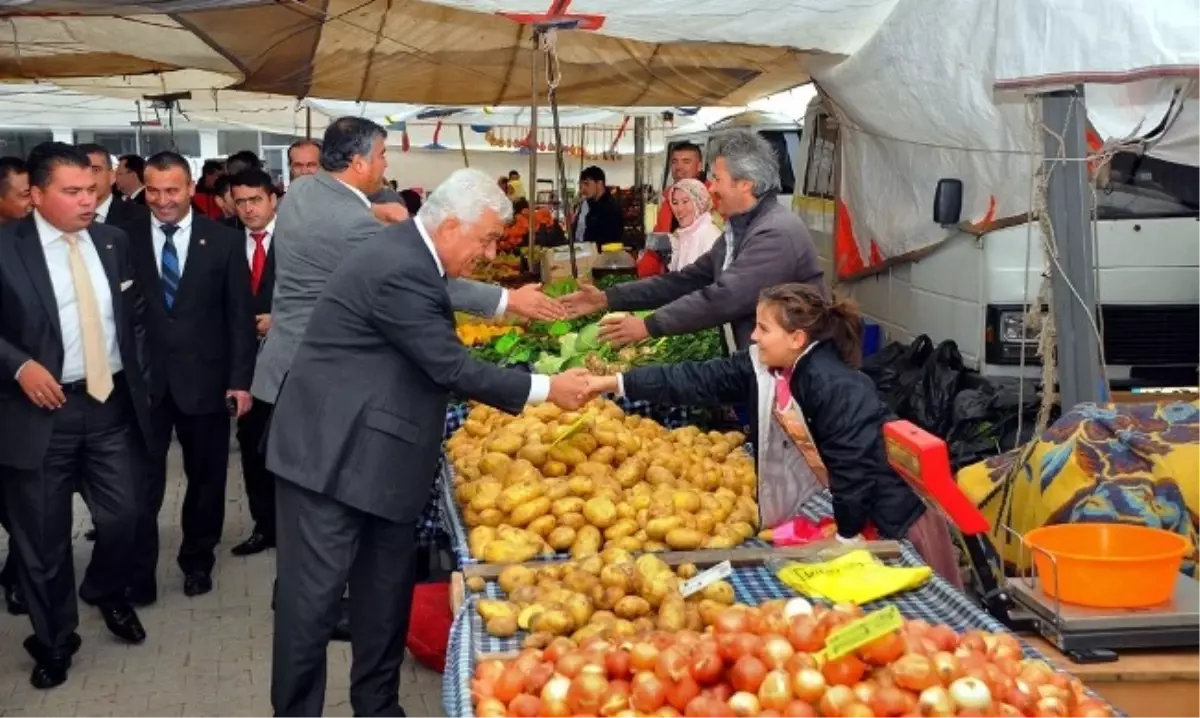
[820,605,903,661]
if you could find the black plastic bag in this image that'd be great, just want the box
[908,340,965,437]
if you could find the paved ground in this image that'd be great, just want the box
[0,442,446,717]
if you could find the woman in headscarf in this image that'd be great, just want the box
[668,178,723,271]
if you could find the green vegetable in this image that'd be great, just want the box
[547,319,572,337]
[576,323,601,351]
[559,332,579,357]
[533,355,567,373]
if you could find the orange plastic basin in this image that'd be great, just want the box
[1023,523,1189,609]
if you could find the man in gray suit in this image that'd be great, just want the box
[238,117,561,555]
[267,168,591,716]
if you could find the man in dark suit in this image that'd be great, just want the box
[226,169,278,556]
[79,144,149,234]
[115,154,146,206]
[126,151,257,601]
[267,168,590,716]
[0,142,152,689]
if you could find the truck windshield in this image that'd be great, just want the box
[1096,152,1199,219]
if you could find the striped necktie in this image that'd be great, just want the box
[161,223,180,310]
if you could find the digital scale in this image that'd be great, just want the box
[882,419,1200,664]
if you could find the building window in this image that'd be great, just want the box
[218,131,261,156]
[261,132,305,147]
[0,130,54,158]
[74,130,202,158]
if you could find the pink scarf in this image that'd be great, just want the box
[669,179,722,271]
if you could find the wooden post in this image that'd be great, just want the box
[527,33,540,257]
[458,124,470,167]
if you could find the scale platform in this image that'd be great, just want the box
[1008,573,1200,659]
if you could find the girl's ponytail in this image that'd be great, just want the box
[826,297,864,367]
[758,283,864,366]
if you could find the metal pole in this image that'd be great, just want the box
[305,106,312,139]
[458,124,470,168]
[633,116,646,189]
[1040,86,1104,408]
[135,101,143,155]
[527,33,540,258]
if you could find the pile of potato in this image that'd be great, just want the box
[447,400,759,563]
[470,549,737,642]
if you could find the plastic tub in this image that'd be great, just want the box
[1023,523,1190,608]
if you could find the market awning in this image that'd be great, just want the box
[0,0,815,106]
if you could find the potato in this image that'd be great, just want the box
[569,433,599,456]
[564,592,594,628]
[599,564,632,592]
[590,446,616,466]
[685,604,704,632]
[486,615,518,637]
[569,525,602,558]
[523,631,554,649]
[478,508,506,527]
[676,563,699,580]
[657,594,687,632]
[665,527,705,551]
[645,466,675,485]
[574,461,608,481]
[599,517,635,542]
[571,623,607,644]
[466,575,486,593]
[463,419,489,437]
[697,599,724,626]
[730,521,756,540]
[599,547,633,567]
[546,526,576,551]
[595,585,626,611]
[542,460,568,477]
[516,443,548,467]
[478,452,512,477]
[482,540,540,564]
[671,490,701,513]
[548,444,587,467]
[610,535,643,552]
[509,495,551,527]
[544,480,571,500]
[551,497,585,517]
[567,475,595,497]
[558,512,587,530]
[531,608,575,636]
[644,516,683,541]
[582,497,618,529]
[498,565,536,594]
[613,461,646,488]
[509,585,539,606]
[526,514,557,538]
[590,610,617,627]
[703,535,738,550]
[701,580,735,605]
[639,573,678,608]
[476,599,517,622]
[613,595,651,619]
[578,555,605,576]
[467,482,503,512]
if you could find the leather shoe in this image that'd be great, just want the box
[183,571,213,597]
[99,603,146,644]
[5,582,28,616]
[24,634,80,690]
[332,597,351,642]
[231,531,275,556]
[84,527,97,542]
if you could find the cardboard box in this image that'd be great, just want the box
[540,244,596,283]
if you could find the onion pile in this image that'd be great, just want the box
[470,601,1113,717]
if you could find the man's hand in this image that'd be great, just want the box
[508,283,567,322]
[583,373,619,399]
[547,368,592,410]
[560,283,608,319]
[598,314,649,347]
[255,313,272,338]
[372,202,410,225]
[17,360,65,410]
[226,389,252,419]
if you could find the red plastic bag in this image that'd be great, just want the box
[772,517,879,546]
[406,582,452,673]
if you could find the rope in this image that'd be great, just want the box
[538,27,579,278]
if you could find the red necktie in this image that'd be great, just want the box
[250,231,267,295]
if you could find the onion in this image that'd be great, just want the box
[493,664,526,704]
[926,625,959,652]
[869,685,910,717]
[601,682,633,717]
[818,684,856,718]
[851,681,876,705]
[790,667,827,703]
[758,670,794,712]
[657,647,691,684]
[544,637,575,664]
[731,655,769,693]
[716,608,751,634]
[892,654,939,692]
[760,636,796,670]
[782,598,814,621]
[994,703,1024,717]
[785,652,825,673]
[631,672,667,713]
[918,686,956,717]
[822,655,867,687]
[707,684,735,702]
[606,648,632,680]
[841,703,874,718]
[556,651,588,679]
[949,677,992,711]
[475,697,508,717]
[665,674,702,712]
[524,661,556,695]
[730,691,763,717]
[655,707,683,718]
[831,602,864,618]
[787,616,827,653]
[508,694,542,717]
[690,647,725,686]
[1076,699,1114,717]
[782,699,816,717]
[541,674,572,717]
[932,651,962,685]
[476,659,506,683]
[1033,696,1068,717]
[568,671,610,715]
[631,642,661,673]
[859,631,906,666]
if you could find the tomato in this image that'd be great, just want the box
[859,631,906,666]
[665,675,702,712]
[822,655,867,687]
[787,616,827,653]
[731,655,769,693]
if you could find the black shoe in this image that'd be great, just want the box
[23,634,80,690]
[231,531,275,556]
[183,571,213,597]
[5,582,28,616]
[331,598,351,642]
[99,603,146,644]
[84,528,97,542]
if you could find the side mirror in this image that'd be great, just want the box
[933,179,963,227]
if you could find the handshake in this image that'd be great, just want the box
[546,368,620,410]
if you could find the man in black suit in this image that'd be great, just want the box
[0,142,152,689]
[115,154,146,205]
[79,144,149,234]
[127,151,257,601]
[227,169,278,556]
[267,167,590,716]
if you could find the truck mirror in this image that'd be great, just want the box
[933,179,963,227]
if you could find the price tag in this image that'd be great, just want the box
[679,560,732,598]
[821,605,903,660]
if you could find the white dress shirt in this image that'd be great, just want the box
[128,186,144,202]
[413,218,547,404]
[95,193,114,224]
[32,210,123,382]
[152,210,195,276]
[246,218,275,266]
[337,178,371,208]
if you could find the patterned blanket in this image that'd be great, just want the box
[956,401,1198,577]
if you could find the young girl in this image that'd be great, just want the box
[585,283,961,586]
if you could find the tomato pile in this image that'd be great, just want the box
[470,600,1112,717]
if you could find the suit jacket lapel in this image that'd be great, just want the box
[90,225,124,344]
[14,218,63,340]
[131,219,167,313]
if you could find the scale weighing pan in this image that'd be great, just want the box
[1008,572,1200,657]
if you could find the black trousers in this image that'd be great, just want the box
[0,377,142,653]
[0,487,17,588]
[131,391,230,589]
[235,397,276,540]
[272,479,417,717]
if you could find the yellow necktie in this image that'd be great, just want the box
[63,233,113,402]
